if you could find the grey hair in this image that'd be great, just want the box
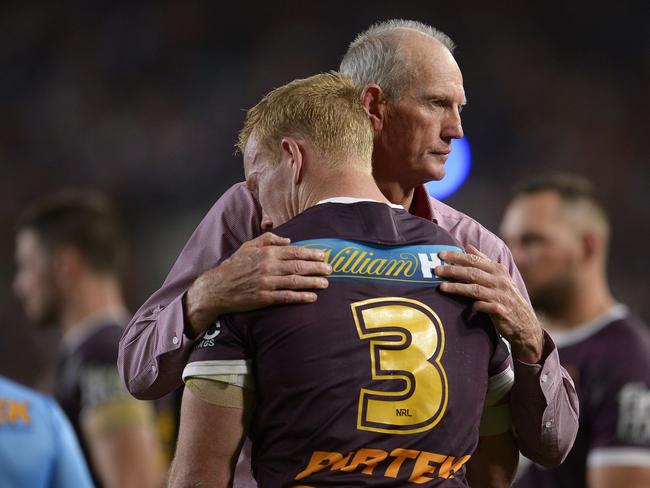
[339,19,456,99]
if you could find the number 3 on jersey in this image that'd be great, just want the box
[351,297,448,434]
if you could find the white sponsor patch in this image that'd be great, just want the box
[197,321,222,348]
[417,253,442,279]
[617,383,650,443]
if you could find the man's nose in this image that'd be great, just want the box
[442,110,463,140]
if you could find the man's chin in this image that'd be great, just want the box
[420,164,446,185]
[530,287,574,317]
[32,317,58,329]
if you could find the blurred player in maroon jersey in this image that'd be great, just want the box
[169,72,519,487]
[501,174,650,488]
[13,190,165,488]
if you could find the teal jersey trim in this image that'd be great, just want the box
[295,238,463,285]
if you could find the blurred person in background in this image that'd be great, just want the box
[119,19,578,485]
[13,190,165,488]
[0,374,93,487]
[500,174,650,488]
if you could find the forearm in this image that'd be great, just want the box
[119,262,243,399]
[466,431,519,488]
[169,461,232,488]
[119,183,262,400]
[510,332,579,466]
[184,266,230,337]
[509,325,544,364]
[84,421,164,488]
[118,293,196,399]
[435,247,580,467]
[588,466,650,488]
[170,387,247,488]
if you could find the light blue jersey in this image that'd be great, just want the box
[0,375,93,488]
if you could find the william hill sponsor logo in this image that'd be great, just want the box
[296,239,463,285]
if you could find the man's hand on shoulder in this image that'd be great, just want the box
[184,232,332,337]
[436,245,544,364]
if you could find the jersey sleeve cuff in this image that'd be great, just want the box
[587,447,650,468]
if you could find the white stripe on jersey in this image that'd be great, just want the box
[588,447,650,467]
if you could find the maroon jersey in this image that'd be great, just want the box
[514,305,650,488]
[54,312,133,487]
[185,201,511,487]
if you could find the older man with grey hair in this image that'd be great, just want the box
[119,19,578,486]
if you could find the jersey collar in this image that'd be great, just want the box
[550,304,629,348]
[411,185,437,223]
[316,197,404,210]
[61,306,131,354]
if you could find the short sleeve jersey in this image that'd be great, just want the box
[514,305,650,488]
[0,375,93,488]
[54,314,136,486]
[185,202,512,487]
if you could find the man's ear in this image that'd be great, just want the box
[581,231,602,263]
[280,137,304,185]
[360,84,387,132]
[52,246,83,288]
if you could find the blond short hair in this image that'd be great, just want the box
[237,71,373,169]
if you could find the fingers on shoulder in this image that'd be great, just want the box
[255,232,290,247]
[259,290,318,305]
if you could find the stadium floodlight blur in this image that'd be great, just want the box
[425,136,472,200]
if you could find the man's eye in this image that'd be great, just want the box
[522,235,545,247]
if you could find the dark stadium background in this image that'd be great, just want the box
[1,1,648,389]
